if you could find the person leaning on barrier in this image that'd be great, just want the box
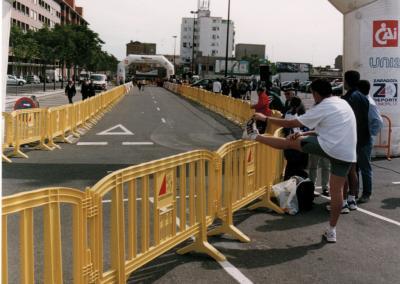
[250,86,272,134]
[65,80,76,104]
[243,79,357,243]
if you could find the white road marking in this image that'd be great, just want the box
[156,107,161,111]
[320,195,400,227]
[161,118,166,124]
[97,124,134,135]
[392,182,400,185]
[217,261,254,284]
[102,195,249,283]
[154,100,157,104]
[122,142,154,146]
[77,142,108,146]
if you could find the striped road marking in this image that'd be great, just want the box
[122,142,154,146]
[77,142,108,146]
[320,195,400,227]
[392,182,400,185]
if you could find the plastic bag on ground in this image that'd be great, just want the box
[272,177,300,215]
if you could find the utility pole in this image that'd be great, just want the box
[190,10,198,74]
[224,0,231,78]
[172,35,177,75]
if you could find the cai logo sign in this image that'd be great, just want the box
[373,20,398,47]
[373,79,398,106]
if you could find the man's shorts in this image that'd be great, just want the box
[300,136,352,177]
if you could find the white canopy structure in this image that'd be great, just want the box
[329,0,400,156]
[117,54,175,83]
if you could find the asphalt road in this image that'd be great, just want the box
[2,86,400,284]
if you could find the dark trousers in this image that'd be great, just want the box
[68,95,73,104]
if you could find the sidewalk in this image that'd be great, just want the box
[4,87,82,112]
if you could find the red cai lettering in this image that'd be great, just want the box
[373,20,398,47]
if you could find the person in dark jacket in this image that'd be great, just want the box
[88,80,96,98]
[81,79,89,100]
[65,80,76,104]
[342,70,371,207]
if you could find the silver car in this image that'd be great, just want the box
[7,75,26,86]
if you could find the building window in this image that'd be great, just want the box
[183,42,187,48]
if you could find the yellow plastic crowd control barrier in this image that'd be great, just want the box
[164,83,283,134]
[2,131,285,283]
[2,83,133,161]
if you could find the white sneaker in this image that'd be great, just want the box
[242,118,259,141]
[323,229,337,243]
[348,200,358,210]
[326,204,350,214]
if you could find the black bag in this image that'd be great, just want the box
[296,178,315,212]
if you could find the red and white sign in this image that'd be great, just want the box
[373,20,398,47]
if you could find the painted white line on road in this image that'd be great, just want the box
[156,107,161,111]
[154,100,157,104]
[77,142,108,146]
[320,195,400,227]
[161,118,166,124]
[122,142,154,146]
[217,260,253,284]
[392,182,400,185]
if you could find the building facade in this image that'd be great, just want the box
[55,0,86,25]
[11,0,61,31]
[180,1,235,71]
[8,0,87,77]
[235,44,265,60]
[126,41,157,56]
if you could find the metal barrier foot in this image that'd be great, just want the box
[2,154,12,163]
[177,239,226,261]
[35,143,54,151]
[248,195,284,214]
[208,224,250,243]
[9,148,29,159]
[47,141,62,150]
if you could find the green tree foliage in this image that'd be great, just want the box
[9,24,118,78]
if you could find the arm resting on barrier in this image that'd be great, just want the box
[254,112,304,129]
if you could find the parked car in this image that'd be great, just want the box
[299,81,311,92]
[90,74,108,90]
[280,81,295,91]
[191,79,214,91]
[7,75,26,86]
[332,83,344,95]
[26,75,41,84]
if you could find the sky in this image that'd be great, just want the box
[77,0,343,66]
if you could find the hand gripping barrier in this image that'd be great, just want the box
[2,133,285,283]
[374,115,392,160]
[3,83,133,160]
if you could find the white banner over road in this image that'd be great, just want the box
[330,0,400,156]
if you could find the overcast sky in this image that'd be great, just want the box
[77,0,343,66]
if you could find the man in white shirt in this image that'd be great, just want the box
[212,79,222,93]
[243,79,357,243]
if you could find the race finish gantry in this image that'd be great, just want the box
[117,54,175,84]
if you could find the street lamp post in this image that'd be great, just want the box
[224,0,231,78]
[190,10,198,74]
[172,35,177,75]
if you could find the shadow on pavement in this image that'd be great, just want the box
[381,198,400,210]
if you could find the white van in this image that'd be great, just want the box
[90,74,107,90]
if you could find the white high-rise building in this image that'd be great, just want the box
[180,0,235,66]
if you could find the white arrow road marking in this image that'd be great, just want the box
[97,124,134,135]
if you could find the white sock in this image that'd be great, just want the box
[348,195,356,202]
[329,226,336,233]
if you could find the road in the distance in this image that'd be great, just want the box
[2,86,242,196]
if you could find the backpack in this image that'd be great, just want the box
[296,178,315,212]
